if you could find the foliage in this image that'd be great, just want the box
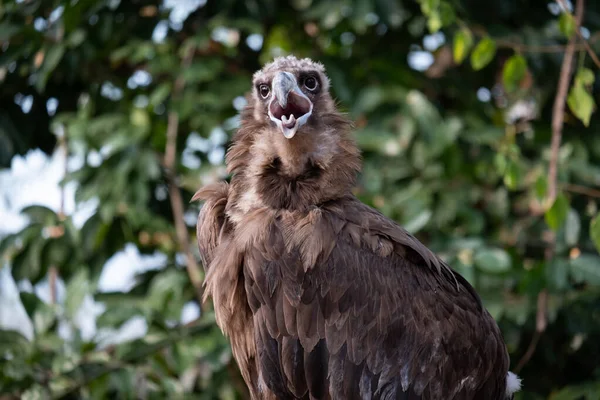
[1,0,600,398]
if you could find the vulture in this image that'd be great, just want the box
[194,56,522,400]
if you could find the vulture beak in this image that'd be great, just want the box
[268,71,313,139]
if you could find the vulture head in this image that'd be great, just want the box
[251,57,332,139]
[227,56,361,213]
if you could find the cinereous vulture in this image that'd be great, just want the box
[194,56,522,400]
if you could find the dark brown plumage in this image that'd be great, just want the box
[194,56,521,400]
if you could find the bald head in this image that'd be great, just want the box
[250,55,334,139]
[225,55,361,213]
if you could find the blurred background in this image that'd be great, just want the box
[1,0,600,398]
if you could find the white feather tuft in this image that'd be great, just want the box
[506,371,522,397]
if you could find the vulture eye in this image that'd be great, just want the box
[259,84,270,99]
[304,76,319,92]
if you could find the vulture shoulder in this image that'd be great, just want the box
[239,196,510,400]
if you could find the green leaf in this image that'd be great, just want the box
[65,269,90,319]
[419,0,440,15]
[552,381,600,400]
[453,28,473,64]
[130,109,150,130]
[35,44,66,92]
[590,213,600,254]
[545,193,569,231]
[21,205,58,225]
[567,68,596,127]
[438,2,455,26]
[494,153,507,175]
[97,305,141,329]
[567,81,595,127]
[12,238,45,283]
[546,258,569,291]
[32,301,56,335]
[559,12,576,38]
[149,83,172,106]
[503,160,521,190]
[564,209,581,246]
[42,237,73,274]
[0,22,21,41]
[19,292,45,320]
[502,54,527,92]
[418,0,454,33]
[67,29,87,48]
[403,209,432,233]
[570,254,600,285]
[426,12,442,33]
[0,329,32,358]
[575,67,595,86]
[535,175,548,200]
[474,248,512,273]
[470,37,496,71]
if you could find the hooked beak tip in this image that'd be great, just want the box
[268,71,313,139]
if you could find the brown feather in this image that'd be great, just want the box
[196,56,516,400]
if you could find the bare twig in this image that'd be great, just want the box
[557,0,600,68]
[49,132,69,304]
[577,33,600,68]
[164,48,204,306]
[516,0,585,373]
[550,0,584,202]
[471,28,600,54]
[496,34,599,54]
[48,266,58,304]
[561,182,600,199]
[515,289,547,373]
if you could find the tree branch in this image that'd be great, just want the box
[471,28,600,54]
[495,33,600,54]
[49,130,69,304]
[164,48,204,306]
[557,0,600,68]
[560,182,600,199]
[516,0,585,374]
[549,0,584,202]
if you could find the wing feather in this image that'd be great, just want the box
[243,197,509,399]
[193,182,229,270]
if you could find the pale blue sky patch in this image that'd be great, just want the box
[365,13,379,26]
[341,32,356,46]
[477,87,492,102]
[182,148,202,169]
[100,82,123,101]
[408,51,434,71]
[211,27,240,47]
[163,0,206,25]
[233,96,247,111]
[423,32,445,52]
[152,20,169,43]
[127,70,152,89]
[49,6,64,24]
[34,17,47,31]
[181,301,200,324]
[246,33,263,51]
[46,97,58,116]
[0,267,34,340]
[98,243,167,292]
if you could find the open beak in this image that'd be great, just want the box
[268,71,313,139]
